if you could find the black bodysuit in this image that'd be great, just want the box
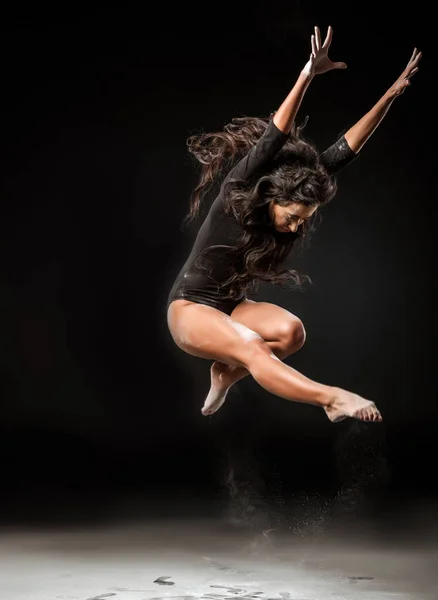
[168,119,357,315]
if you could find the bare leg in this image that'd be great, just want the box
[204,300,305,415]
[167,300,382,423]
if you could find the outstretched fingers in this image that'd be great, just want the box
[408,47,422,64]
[333,60,348,70]
[406,47,422,72]
[403,48,422,84]
[314,26,322,50]
[322,25,333,49]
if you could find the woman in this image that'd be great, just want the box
[167,26,421,422]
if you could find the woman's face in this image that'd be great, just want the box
[269,201,318,233]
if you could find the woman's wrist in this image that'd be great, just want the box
[384,86,401,102]
[300,67,314,81]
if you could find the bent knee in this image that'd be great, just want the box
[277,317,306,354]
[240,335,275,367]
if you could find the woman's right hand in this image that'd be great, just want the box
[302,26,347,78]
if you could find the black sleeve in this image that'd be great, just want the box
[222,119,290,184]
[319,135,358,176]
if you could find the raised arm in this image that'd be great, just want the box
[343,48,421,153]
[320,47,422,175]
[226,26,347,184]
[274,25,347,134]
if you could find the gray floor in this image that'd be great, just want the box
[1,518,437,600]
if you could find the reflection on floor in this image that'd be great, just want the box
[1,515,437,600]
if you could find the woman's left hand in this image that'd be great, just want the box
[387,48,422,97]
[303,26,347,77]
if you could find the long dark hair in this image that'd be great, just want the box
[185,116,337,298]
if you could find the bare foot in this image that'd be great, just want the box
[201,362,233,416]
[324,388,382,423]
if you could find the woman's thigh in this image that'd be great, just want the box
[167,299,265,367]
[230,299,305,346]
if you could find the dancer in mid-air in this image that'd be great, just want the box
[167,26,421,422]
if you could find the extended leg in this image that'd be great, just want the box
[204,299,306,415]
[167,300,382,423]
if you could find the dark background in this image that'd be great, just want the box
[0,3,436,531]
